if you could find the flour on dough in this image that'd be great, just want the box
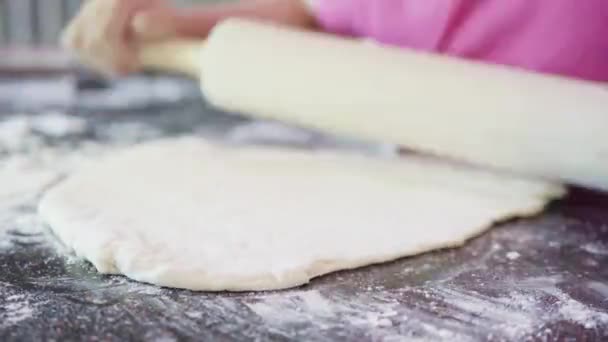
[38,138,564,291]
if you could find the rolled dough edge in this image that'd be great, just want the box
[39,193,560,292]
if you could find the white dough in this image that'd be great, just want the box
[38,138,564,291]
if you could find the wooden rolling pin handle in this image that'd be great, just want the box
[137,39,205,78]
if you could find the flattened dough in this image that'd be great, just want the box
[38,138,564,291]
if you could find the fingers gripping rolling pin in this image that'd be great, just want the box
[139,18,608,191]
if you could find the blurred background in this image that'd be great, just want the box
[0,0,234,110]
[0,0,226,46]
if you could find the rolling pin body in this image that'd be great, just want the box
[141,19,608,191]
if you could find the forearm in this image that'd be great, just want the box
[173,0,316,38]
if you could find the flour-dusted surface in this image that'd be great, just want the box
[1,75,608,341]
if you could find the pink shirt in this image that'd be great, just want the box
[312,0,608,82]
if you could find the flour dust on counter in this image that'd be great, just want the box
[39,137,563,291]
[4,213,608,341]
[0,283,43,330]
[241,275,608,341]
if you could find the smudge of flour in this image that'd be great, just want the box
[227,121,317,146]
[581,242,608,256]
[546,288,608,329]
[245,289,472,341]
[105,276,165,296]
[505,251,520,260]
[0,212,48,245]
[429,276,608,339]
[0,116,31,151]
[29,112,87,138]
[0,112,87,152]
[243,274,608,340]
[1,295,35,327]
[78,76,195,109]
[0,282,44,328]
[226,120,399,157]
[587,281,608,299]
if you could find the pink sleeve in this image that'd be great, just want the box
[310,0,362,36]
[310,0,457,49]
[308,0,608,82]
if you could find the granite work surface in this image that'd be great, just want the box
[1,75,608,341]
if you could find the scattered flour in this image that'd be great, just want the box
[544,286,608,329]
[0,283,43,328]
[430,286,538,339]
[227,121,317,146]
[505,251,521,260]
[430,276,608,338]
[103,121,162,142]
[587,281,608,299]
[366,313,393,327]
[245,289,471,340]
[78,76,195,109]
[100,275,166,297]
[185,311,204,319]
[29,112,87,138]
[0,112,87,152]
[0,210,53,252]
[226,120,399,157]
[0,116,31,151]
[581,242,608,256]
[1,297,35,327]
[244,275,608,340]
[124,281,164,296]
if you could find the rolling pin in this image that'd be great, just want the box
[138,18,608,191]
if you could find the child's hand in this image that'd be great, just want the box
[61,0,315,76]
[61,0,179,75]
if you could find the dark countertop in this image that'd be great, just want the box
[1,75,608,341]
